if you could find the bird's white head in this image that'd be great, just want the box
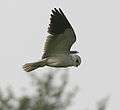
[73,55,81,67]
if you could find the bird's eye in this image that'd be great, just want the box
[76,59,79,63]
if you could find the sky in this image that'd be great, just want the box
[0,0,120,110]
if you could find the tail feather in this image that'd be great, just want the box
[23,60,46,72]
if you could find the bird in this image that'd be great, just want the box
[23,8,81,72]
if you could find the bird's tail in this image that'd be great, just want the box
[23,59,46,72]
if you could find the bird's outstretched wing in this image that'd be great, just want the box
[42,8,76,59]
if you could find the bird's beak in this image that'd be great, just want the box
[76,65,79,67]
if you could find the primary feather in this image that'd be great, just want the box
[23,8,81,72]
[42,8,76,59]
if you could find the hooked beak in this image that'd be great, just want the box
[75,64,79,67]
